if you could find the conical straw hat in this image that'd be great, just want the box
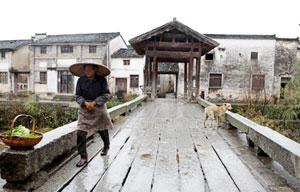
[69,62,110,77]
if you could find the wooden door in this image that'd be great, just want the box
[58,71,73,94]
[115,78,127,99]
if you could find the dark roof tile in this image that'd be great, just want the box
[111,47,143,58]
[32,33,120,45]
[0,40,31,50]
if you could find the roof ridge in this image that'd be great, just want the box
[46,32,120,37]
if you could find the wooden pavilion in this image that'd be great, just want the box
[129,18,219,101]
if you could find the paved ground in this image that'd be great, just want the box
[2,98,300,192]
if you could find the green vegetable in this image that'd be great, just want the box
[5,125,38,138]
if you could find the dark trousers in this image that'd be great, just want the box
[77,130,110,155]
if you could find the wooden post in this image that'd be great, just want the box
[144,57,148,93]
[175,73,178,99]
[151,56,157,99]
[147,56,151,86]
[184,62,187,99]
[188,57,193,101]
[195,57,200,97]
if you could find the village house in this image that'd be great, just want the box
[0,29,298,103]
[29,32,127,99]
[135,33,299,102]
[110,46,144,98]
[0,39,31,96]
[198,34,299,102]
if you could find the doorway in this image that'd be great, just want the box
[115,78,127,99]
[157,74,177,99]
[280,77,291,99]
[58,71,73,94]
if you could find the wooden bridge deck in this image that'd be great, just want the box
[36,99,299,192]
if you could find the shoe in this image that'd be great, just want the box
[76,154,88,167]
[101,146,109,156]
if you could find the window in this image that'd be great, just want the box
[40,46,47,54]
[205,53,214,60]
[1,51,5,59]
[251,52,258,60]
[209,73,222,88]
[89,46,97,53]
[252,75,265,90]
[61,46,73,53]
[130,75,139,88]
[40,72,47,84]
[123,60,130,65]
[0,72,8,83]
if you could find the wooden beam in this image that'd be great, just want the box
[141,41,201,49]
[160,33,190,39]
[146,50,201,59]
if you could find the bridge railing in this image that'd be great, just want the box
[196,97,300,180]
[0,95,147,190]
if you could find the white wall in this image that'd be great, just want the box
[0,51,12,93]
[109,36,127,57]
[199,38,276,101]
[47,69,57,93]
[111,57,145,95]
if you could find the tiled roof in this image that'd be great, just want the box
[158,62,179,74]
[32,33,120,45]
[0,40,31,50]
[129,19,219,55]
[205,34,276,40]
[111,47,143,58]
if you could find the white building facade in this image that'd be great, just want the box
[111,47,145,98]
[29,33,127,98]
[0,40,31,95]
[174,35,299,102]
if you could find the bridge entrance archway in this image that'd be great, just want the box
[129,18,219,101]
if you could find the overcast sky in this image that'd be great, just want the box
[1,0,299,44]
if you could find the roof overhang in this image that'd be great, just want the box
[129,19,219,56]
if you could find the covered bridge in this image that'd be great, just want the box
[129,18,219,100]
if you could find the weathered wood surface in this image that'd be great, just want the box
[54,99,298,192]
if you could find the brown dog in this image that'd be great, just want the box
[204,103,232,129]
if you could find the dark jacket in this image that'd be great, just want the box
[75,75,111,107]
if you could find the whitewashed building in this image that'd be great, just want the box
[111,47,144,98]
[0,40,31,95]
[173,34,299,102]
[29,33,127,98]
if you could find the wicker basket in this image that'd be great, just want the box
[0,114,43,149]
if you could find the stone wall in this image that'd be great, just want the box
[200,36,276,102]
[273,39,299,99]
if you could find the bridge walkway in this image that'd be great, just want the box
[36,99,298,192]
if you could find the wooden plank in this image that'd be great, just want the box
[61,128,133,192]
[93,129,147,191]
[151,127,180,192]
[176,125,205,192]
[203,129,267,192]
[122,124,161,192]
[190,128,239,192]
